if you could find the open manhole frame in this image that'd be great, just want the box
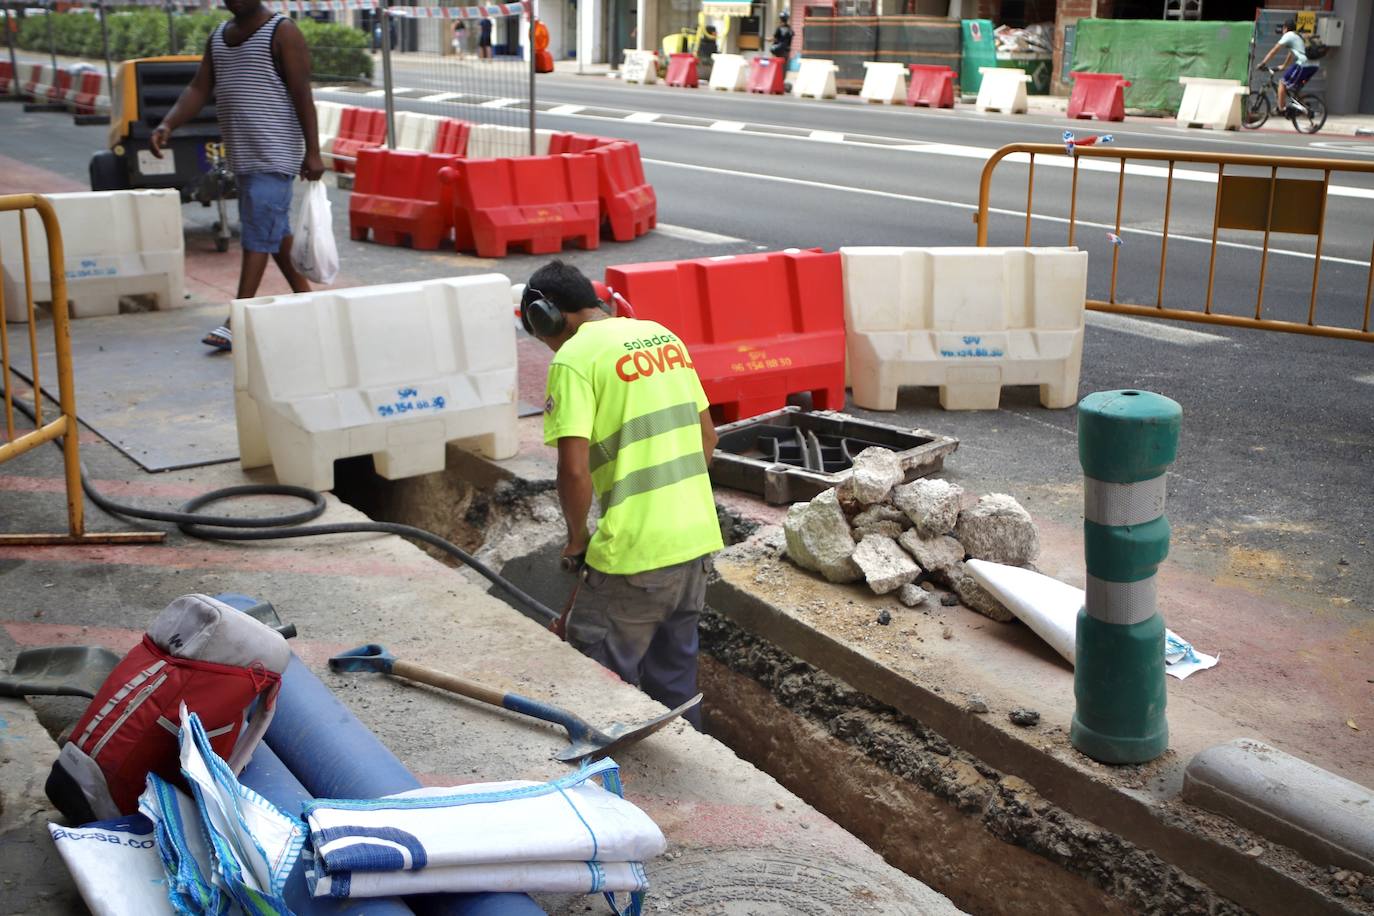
[711,407,959,504]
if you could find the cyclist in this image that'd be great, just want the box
[1256,19,1318,115]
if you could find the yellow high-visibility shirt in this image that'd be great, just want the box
[543,317,723,575]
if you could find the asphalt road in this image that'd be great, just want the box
[2,64,1371,613]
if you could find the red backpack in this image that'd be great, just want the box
[47,594,290,821]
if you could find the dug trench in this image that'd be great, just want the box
[330,452,1361,916]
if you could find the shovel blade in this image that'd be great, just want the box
[0,646,121,699]
[555,693,702,763]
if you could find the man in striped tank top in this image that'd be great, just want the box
[150,0,325,351]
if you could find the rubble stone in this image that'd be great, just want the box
[1009,708,1041,727]
[896,582,933,609]
[851,504,911,541]
[839,447,904,506]
[897,529,966,585]
[952,573,1016,623]
[892,478,964,537]
[955,493,1040,566]
[851,535,922,595]
[783,488,861,583]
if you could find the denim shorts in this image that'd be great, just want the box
[237,171,295,253]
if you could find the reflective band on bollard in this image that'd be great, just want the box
[1072,389,1181,765]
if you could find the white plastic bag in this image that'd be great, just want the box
[48,816,175,916]
[291,180,339,285]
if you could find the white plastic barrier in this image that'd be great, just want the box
[709,54,748,92]
[792,58,838,100]
[465,124,554,158]
[1176,77,1248,130]
[1,189,185,321]
[841,246,1087,411]
[621,50,659,84]
[860,62,906,105]
[975,67,1030,114]
[18,62,43,98]
[316,100,345,156]
[395,110,445,152]
[231,275,519,490]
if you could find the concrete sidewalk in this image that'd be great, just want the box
[0,408,959,914]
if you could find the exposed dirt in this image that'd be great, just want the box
[699,609,1254,916]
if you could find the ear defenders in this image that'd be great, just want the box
[521,286,566,338]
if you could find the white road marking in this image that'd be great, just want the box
[809,129,846,143]
[709,120,746,131]
[363,89,388,97]
[480,98,520,108]
[314,86,345,92]
[418,92,461,102]
[1355,373,1374,386]
[642,157,1371,267]
[1309,141,1374,157]
[654,223,745,244]
[1085,310,1230,345]
[548,104,585,115]
[625,111,661,123]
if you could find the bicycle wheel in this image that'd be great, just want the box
[1289,93,1328,134]
[1242,91,1270,129]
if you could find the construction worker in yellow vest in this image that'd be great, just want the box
[521,261,723,728]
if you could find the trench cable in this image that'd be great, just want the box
[3,380,561,625]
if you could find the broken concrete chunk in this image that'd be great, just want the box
[1009,708,1041,727]
[896,582,933,609]
[851,504,911,542]
[852,535,922,595]
[892,478,964,537]
[897,529,966,585]
[839,447,904,506]
[783,488,862,583]
[952,572,1016,623]
[956,493,1040,566]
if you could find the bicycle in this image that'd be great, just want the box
[1242,66,1328,134]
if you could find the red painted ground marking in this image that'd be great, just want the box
[0,155,86,195]
[0,475,209,500]
[4,620,357,667]
[2,621,143,653]
[0,542,442,579]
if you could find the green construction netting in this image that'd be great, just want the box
[1071,18,1254,114]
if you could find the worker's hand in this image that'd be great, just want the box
[301,151,325,182]
[150,124,171,158]
[561,534,588,571]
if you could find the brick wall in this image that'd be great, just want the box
[1051,0,1114,95]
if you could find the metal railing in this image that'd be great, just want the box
[0,194,163,545]
[973,143,1374,343]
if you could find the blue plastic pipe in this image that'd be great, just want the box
[266,655,546,916]
[239,743,415,915]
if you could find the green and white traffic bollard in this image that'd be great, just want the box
[1072,389,1181,765]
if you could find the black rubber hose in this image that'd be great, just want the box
[4,382,560,624]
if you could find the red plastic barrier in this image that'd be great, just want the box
[443,154,600,258]
[71,71,104,114]
[0,61,14,96]
[587,141,656,242]
[349,147,459,250]
[666,53,699,89]
[47,67,72,104]
[331,106,387,173]
[535,49,554,73]
[906,64,955,109]
[432,118,471,156]
[1068,72,1130,122]
[604,249,846,422]
[747,57,785,95]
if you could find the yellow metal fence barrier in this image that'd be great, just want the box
[974,143,1374,344]
[0,193,163,545]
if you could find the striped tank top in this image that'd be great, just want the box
[211,14,304,176]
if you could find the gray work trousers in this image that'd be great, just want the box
[567,555,710,729]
